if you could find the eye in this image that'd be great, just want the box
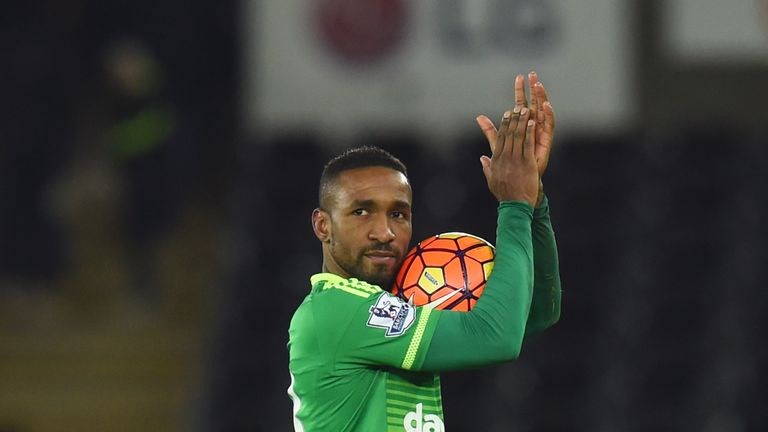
[392,211,410,220]
[352,208,369,216]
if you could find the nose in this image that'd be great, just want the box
[368,214,396,243]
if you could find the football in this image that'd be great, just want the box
[392,232,495,311]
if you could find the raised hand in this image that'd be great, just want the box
[526,72,556,178]
[478,107,539,207]
[476,72,556,178]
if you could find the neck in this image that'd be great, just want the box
[321,254,349,279]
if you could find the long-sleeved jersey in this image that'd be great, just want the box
[287,200,561,431]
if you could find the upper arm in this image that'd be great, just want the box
[333,291,442,372]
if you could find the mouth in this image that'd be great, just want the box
[364,250,398,264]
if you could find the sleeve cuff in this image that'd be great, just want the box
[533,195,550,220]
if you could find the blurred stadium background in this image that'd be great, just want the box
[1,0,767,431]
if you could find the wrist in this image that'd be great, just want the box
[499,200,535,213]
[535,180,544,208]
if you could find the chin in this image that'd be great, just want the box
[364,272,394,290]
[348,260,398,289]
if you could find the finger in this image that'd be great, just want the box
[535,101,556,174]
[528,71,540,88]
[505,106,522,155]
[528,72,539,120]
[514,74,527,108]
[512,107,530,158]
[534,82,546,125]
[524,119,536,160]
[543,100,556,131]
[479,155,492,181]
[535,81,550,108]
[475,115,498,154]
[497,110,513,155]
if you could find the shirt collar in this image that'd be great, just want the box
[309,272,347,287]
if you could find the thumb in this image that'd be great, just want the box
[476,115,498,153]
[479,155,492,180]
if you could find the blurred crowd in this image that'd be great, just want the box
[0,0,235,323]
[1,3,234,429]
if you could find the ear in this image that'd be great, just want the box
[312,208,331,242]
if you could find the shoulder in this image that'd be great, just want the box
[294,274,387,331]
[310,273,384,303]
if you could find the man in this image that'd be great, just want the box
[288,73,561,431]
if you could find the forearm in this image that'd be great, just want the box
[419,201,534,371]
[526,195,562,335]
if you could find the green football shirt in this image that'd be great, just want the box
[288,273,445,431]
[287,201,561,431]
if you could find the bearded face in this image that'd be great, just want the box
[313,166,413,289]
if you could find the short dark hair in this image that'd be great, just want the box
[319,146,408,209]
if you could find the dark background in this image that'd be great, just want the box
[1,1,767,431]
